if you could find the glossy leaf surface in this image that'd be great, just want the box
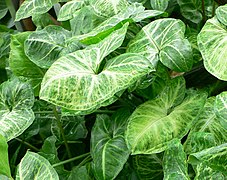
[150,0,169,11]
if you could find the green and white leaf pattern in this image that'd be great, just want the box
[126,77,207,154]
[25,25,82,69]
[0,0,8,19]
[150,0,169,11]
[0,79,35,141]
[214,91,227,125]
[163,139,189,180]
[40,24,154,114]
[58,0,86,21]
[89,0,129,17]
[16,151,59,180]
[127,18,193,72]
[188,143,227,174]
[197,17,227,80]
[216,4,227,26]
[91,110,131,180]
[15,0,59,21]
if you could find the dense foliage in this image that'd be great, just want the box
[0,0,227,179]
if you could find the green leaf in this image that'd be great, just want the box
[0,32,11,58]
[177,0,213,23]
[150,0,169,11]
[58,0,86,21]
[197,17,227,80]
[216,4,227,26]
[133,153,163,179]
[25,25,82,69]
[40,24,154,114]
[163,139,190,180]
[0,78,35,141]
[214,91,227,125]
[188,143,227,174]
[91,109,131,180]
[0,135,11,178]
[89,0,129,18]
[0,1,8,19]
[16,151,59,180]
[68,166,91,180]
[32,13,56,29]
[15,0,59,21]
[184,97,227,154]
[9,32,45,95]
[127,18,193,72]
[125,77,207,154]
[194,164,227,180]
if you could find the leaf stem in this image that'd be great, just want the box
[212,0,216,17]
[52,153,90,168]
[53,107,72,160]
[15,138,40,152]
[202,0,206,23]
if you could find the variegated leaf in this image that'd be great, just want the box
[15,0,59,21]
[188,143,227,174]
[214,91,227,125]
[16,151,59,180]
[40,24,154,114]
[197,17,227,80]
[25,25,82,69]
[163,139,189,180]
[58,0,86,21]
[127,18,193,72]
[0,79,35,141]
[150,0,169,11]
[0,0,7,19]
[125,77,207,154]
[89,0,129,17]
[91,109,131,180]
[216,4,227,26]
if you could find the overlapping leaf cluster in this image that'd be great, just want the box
[0,0,226,179]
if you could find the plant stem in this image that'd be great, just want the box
[34,111,56,114]
[212,0,216,17]
[52,153,90,168]
[53,107,72,160]
[75,155,92,169]
[15,138,40,152]
[202,0,206,23]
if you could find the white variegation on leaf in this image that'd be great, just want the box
[197,17,227,81]
[16,151,59,180]
[125,77,207,154]
[214,92,227,128]
[0,79,35,141]
[216,4,227,26]
[89,0,129,17]
[40,24,154,115]
[150,0,169,11]
[127,18,193,72]
[15,0,59,21]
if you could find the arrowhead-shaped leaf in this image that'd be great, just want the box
[197,17,227,80]
[15,0,59,21]
[0,78,35,141]
[163,139,190,180]
[125,77,207,154]
[127,18,193,72]
[40,24,154,114]
[91,109,131,180]
[16,151,59,180]
[25,25,82,69]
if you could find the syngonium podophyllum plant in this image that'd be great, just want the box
[0,0,227,179]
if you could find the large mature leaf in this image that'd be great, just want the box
[16,151,59,180]
[125,77,207,154]
[216,4,227,26]
[0,135,11,178]
[9,32,45,95]
[58,0,86,21]
[0,78,35,141]
[184,97,227,154]
[25,25,82,69]
[0,1,7,19]
[91,109,131,180]
[188,143,227,174]
[214,92,227,125]
[127,18,193,72]
[194,164,227,180]
[197,17,227,80]
[177,0,213,23]
[40,24,154,114]
[15,0,59,21]
[163,139,189,180]
[133,153,163,179]
[150,0,169,11]
[89,0,129,18]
